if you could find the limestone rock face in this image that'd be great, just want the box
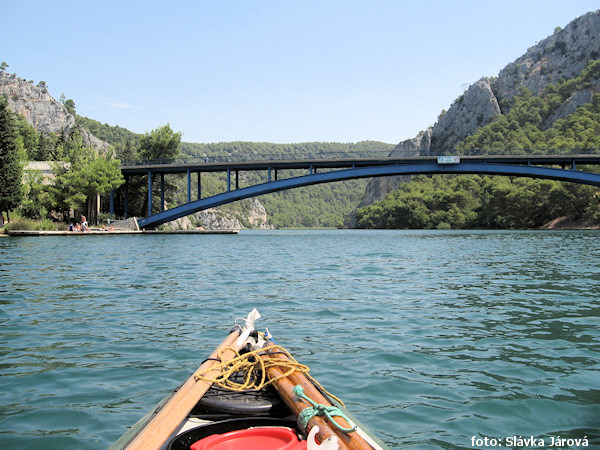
[0,72,72,133]
[169,198,274,230]
[430,78,501,150]
[494,11,600,100]
[169,215,196,230]
[0,71,108,150]
[170,209,243,230]
[194,209,244,230]
[246,198,274,229]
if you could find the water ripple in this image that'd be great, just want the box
[0,230,598,448]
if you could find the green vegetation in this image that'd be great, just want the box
[355,61,600,229]
[48,140,124,223]
[76,115,140,160]
[1,212,68,233]
[0,96,24,222]
[123,124,183,216]
[355,175,599,229]
[180,140,393,160]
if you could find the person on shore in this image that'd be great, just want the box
[69,223,74,231]
[81,215,88,231]
[109,224,115,231]
[1,213,4,225]
[75,223,82,232]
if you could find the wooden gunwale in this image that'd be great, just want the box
[124,329,242,450]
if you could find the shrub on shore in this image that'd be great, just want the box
[2,216,68,232]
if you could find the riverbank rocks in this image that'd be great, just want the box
[169,198,274,230]
[246,198,274,229]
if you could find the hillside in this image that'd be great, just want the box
[0,71,109,151]
[356,10,600,212]
[353,63,600,229]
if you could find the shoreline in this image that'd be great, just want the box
[2,226,598,237]
[5,229,239,236]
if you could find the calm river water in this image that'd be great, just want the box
[1,230,599,449]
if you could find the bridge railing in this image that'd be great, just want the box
[121,150,395,166]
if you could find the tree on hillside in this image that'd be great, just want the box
[49,141,124,224]
[20,169,52,220]
[0,96,24,222]
[138,124,182,161]
[65,99,76,116]
[36,81,48,94]
[14,114,43,160]
[137,124,182,215]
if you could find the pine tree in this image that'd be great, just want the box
[0,96,23,221]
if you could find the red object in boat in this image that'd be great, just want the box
[190,426,306,450]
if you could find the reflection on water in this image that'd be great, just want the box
[0,230,598,448]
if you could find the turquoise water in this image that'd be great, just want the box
[1,230,598,449]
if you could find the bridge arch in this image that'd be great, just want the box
[136,161,600,228]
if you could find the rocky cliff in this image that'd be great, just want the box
[0,71,108,150]
[357,10,600,213]
[170,198,274,230]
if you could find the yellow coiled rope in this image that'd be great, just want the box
[193,344,345,406]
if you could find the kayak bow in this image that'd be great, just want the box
[111,309,387,450]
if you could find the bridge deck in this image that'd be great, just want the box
[121,154,600,175]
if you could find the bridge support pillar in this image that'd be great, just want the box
[236,170,239,189]
[124,177,129,219]
[187,169,191,203]
[109,190,115,217]
[197,172,201,200]
[267,165,271,182]
[148,170,153,215]
[227,167,231,191]
[160,174,165,212]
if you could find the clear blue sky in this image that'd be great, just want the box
[3,1,598,145]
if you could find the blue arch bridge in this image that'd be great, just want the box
[112,153,600,229]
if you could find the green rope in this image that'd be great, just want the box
[293,385,357,434]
